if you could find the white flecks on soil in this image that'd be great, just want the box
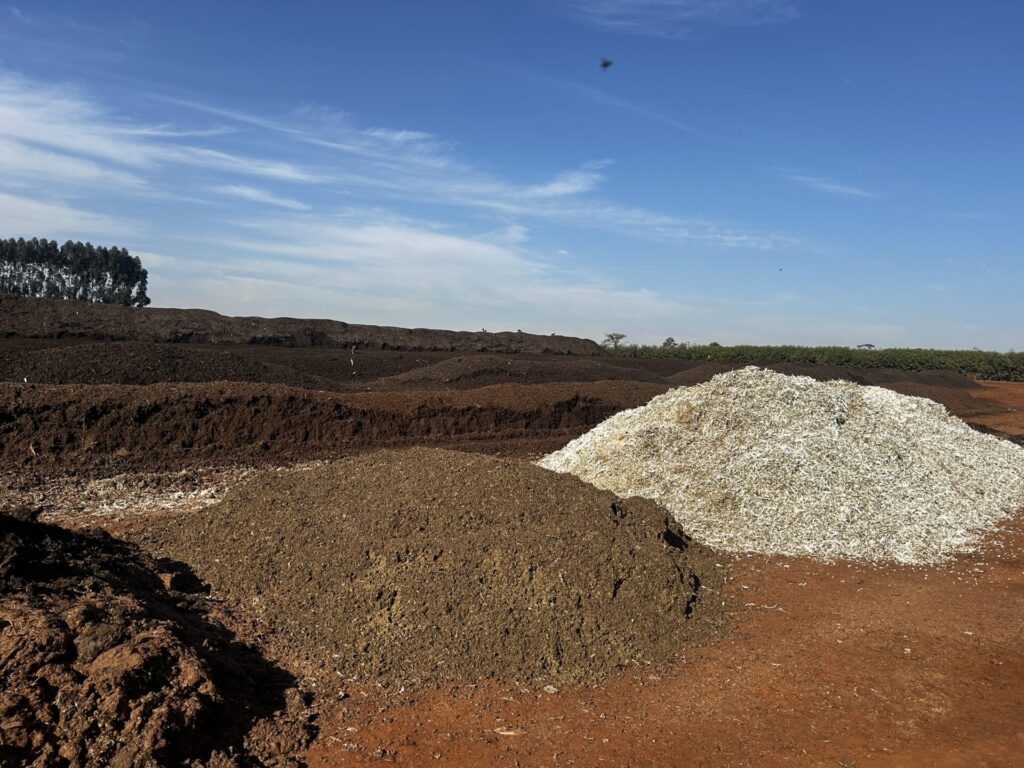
[538,367,1024,564]
[0,461,331,528]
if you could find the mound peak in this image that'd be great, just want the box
[540,367,1024,564]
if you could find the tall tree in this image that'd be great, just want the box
[0,238,150,306]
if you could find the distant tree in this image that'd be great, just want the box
[662,337,677,349]
[0,238,150,306]
[708,341,721,347]
[603,332,627,349]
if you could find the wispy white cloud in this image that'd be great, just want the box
[0,191,129,237]
[131,250,182,270]
[0,74,156,167]
[164,146,320,182]
[483,223,532,247]
[167,212,686,337]
[211,184,311,211]
[561,0,800,39]
[364,128,434,143]
[555,202,799,248]
[163,93,794,247]
[523,167,607,198]
[157,95,453,170]
[0,137,146,187]
[0,64,800,288]
[781,172,878,199]
[0,73,318,182]
[111,124,236,138]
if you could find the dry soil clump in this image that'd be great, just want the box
[539,367,1024,564]
[0,510,311,768]
[138,448,723,688]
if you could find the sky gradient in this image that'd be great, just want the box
[0,1,1020,347]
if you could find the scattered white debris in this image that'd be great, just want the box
[1,460,331,527]
[539,367,1024,564]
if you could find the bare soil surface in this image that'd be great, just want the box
[2,324,1023,767]
[965,381,1024,437]
[301,516,1024,767]
[134,449,724,689]
[230,347,486,385]
[370,355,665,390]
[0,510,312,768]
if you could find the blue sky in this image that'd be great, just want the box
[0,1,1020,347]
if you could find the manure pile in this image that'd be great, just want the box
[539,367,1024,564]
[138,448,723,687]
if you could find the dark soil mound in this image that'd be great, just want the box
[137,449,724,688]
[0,341,342,390]
[0,510,311,767]
[665,362,740,386]
[0,381,667,472]
[0,296,602,354]
[373,355,665,390]
[853,367,980,389]
[230,347,464,384]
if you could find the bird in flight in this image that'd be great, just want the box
[600,58,613,71]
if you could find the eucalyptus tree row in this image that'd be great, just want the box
[0,238,150,307]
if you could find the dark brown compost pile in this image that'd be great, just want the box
[138,448,724,688]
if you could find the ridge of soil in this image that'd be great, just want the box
[0,510,312,767]
[0,338,982,398]
[0,341,344,390]
[134,448,725,688]
[0,297,602,354]
[0,380,668,472]
[371,354,665,390]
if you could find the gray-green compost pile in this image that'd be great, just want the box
[539,367,1024,565]
[138,448,724,688]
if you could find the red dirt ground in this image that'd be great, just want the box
[964,382,1024,437]
[303,515,1024,768]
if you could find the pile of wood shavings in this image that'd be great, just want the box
[539,367,1024,564]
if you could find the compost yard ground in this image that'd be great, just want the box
[1,318,1023,767]
[302,515,1024,768]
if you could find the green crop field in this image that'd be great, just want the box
[609,344,1024,381]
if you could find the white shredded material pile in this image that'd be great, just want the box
[539,367,1024,564]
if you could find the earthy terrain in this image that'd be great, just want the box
[0,510,312,768]
[0,296,601,354]
[1,298,1022,767]
[302,517,1024,768]
[136,449,724,689]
